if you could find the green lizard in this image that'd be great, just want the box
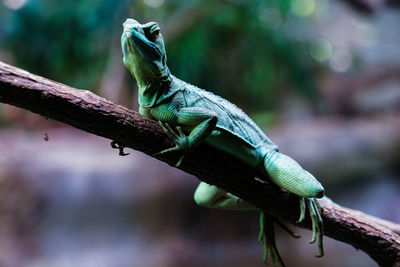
[118,18,325,266]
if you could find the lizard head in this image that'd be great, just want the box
[121,18,169,86]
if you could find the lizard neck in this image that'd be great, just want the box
[137,68,174,108]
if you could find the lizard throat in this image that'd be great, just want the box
[138,70,173,108]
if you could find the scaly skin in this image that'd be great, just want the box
[119,18,325,266]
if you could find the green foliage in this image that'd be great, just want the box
[2,0,127,89]
[1,0,320,113]
[167,1,318,113]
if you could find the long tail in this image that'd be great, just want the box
[264,151,324,198]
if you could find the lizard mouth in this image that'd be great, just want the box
[122,27,162,60]
[121,32,133,58]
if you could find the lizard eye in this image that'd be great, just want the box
[147,24,160,41]
[150,29,160,41]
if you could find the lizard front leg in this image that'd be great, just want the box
[154,106,217,166]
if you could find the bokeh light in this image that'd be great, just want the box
[313,0,330,20]
[258,8,283,29]
[309,38,332,62]
[3,0,27,10]
[290,0,316,17]
[330,48,352,72]
[143,0,165,8]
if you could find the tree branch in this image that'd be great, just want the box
[0,61,399,265]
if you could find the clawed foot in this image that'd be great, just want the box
[111,141,130,156]
[153,121,190,167]
[297,197,324,257]
[258,212,285,266]
[257,198,323,265]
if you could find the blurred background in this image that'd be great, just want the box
[1,0,400,266]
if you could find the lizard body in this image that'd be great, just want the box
[119,18,325,266]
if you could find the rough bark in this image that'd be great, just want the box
[0,61,399,266]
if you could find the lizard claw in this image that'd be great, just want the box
[258,211,285,266]
[175,155,185,167]
[154,121,190,167]
[111,141,130,156]
[297,197,324,257]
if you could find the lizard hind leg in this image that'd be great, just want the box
[263,151,324,198]
[193,182,257,211]
[298,198,324,257]
[194,182,297,265]
[263,151,325,257]
[259,212,286,267]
